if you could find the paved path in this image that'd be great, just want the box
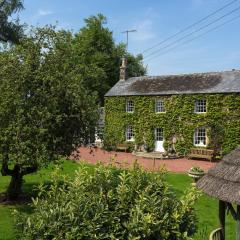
[73,147,215,173]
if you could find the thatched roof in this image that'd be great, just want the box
[197,148,240,204]
[105,70,240,97]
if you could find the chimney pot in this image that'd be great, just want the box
[120,57,127,81]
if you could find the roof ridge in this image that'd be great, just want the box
[127,69,240,81]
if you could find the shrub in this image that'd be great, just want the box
[15,163,200,240]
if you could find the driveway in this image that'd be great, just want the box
[72,147,215,173]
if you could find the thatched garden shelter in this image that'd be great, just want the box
[197,147,240,240]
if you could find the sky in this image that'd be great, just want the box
[19,0,240,76]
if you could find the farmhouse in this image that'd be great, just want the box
[104,59,240,157]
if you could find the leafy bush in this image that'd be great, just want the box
[16,163,200,240]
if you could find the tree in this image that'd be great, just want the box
[0,27,98,200]
[72,14,146,104]
[16,163,200,239]
[0,0,24,43]
[125,52,147,77]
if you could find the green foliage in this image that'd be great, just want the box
[126,52,147,78]
[104,94,240,155]
[188,167,204,174]
[0,12,146,198]
[0,26,98,199]
[0,160,82,240]
[72,14,146,105]
[16,163,200,240]
[0,161,236,239]
[0,0,24,43]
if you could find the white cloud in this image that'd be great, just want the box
[37,9,54,16]
[131,19,155,42]
[30,9,54,22]
[129,7,158,43]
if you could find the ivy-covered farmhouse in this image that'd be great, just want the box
[104,60,240,156]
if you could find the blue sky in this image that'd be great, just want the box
[19,0,240,75]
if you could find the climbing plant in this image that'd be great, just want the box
[104,94,240,156]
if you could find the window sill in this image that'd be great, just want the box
[126,139,135,142]
[194,144,207,147]
[155,112,166,114]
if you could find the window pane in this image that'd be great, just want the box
[155,100,165,112]
[126,125,134,141]
[195,99,206,113]
[126,100,134,112]
[194,127,206,146]
[155,128,163,141]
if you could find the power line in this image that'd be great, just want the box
[145,13,240,62]
[144,5,240,59]
[144,5,240,60]
[141,0,238,54]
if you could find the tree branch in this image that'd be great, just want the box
[1,155,14,176]
[21,166,38,175]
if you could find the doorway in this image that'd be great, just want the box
[155,128,164,152]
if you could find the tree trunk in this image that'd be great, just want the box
[7,165,23,200]
[1,160,38,200]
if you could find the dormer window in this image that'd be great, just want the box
[155,99,165,113]
[195,99,206,113]
[126,100,134,113]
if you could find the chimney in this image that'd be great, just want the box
[120,57,127,81]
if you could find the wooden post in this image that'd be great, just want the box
[219,200,226,240]
[236,205,240,240]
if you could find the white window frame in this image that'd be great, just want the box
[126,125,134,141]
[155,128,164,141]
[155,99,165,113]
[126,100,134,113]
[195,99,207,113]
[194,127,207,147]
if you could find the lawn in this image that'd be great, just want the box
[0,160,235,240]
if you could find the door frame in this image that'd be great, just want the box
[154,128,164,152]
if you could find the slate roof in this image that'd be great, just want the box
[105,70,240,97]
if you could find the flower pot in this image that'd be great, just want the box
[188,171,205,184]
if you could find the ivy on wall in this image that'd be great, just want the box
[104,94,240,156]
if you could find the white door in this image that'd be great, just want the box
[155,128,164,152]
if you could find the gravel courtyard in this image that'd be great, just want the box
[73,147,215,173]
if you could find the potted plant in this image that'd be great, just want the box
[188,166,205,184]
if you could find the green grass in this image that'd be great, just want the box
[166,173,235,239]
[0,160,80,240]
[0,161,235,240]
